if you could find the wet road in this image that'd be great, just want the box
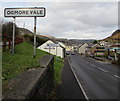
[57,58,85,99]
[68,53,119,99]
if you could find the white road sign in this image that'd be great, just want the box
[4,8,46,17]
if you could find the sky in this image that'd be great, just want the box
[1,1,119,40]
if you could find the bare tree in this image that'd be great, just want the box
[2,22,19,51]
[2,22,19,37]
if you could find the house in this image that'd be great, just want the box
[78,43,88,54]
[37,40,65,58]
[65,44,74,52]
[58,42,66,48]
[94,45,106,56]
[86,44,93,56]
[73,44,80,52]
[86,43,106,57]
[109,44,120,60]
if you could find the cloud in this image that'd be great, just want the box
[2,2,118,40]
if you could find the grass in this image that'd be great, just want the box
[2,41,64,89]
[2,41,48,85]
[54,56,64,86]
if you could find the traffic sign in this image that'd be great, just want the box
[4,7,46,17]
[4,7,46,57]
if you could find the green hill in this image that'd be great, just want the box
[2,42,49,85]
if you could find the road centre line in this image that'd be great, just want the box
[114,75,120,79]
[85,61,88,64]
[98,68,108,73]
[67,57,89,101]
[90,64,96,67]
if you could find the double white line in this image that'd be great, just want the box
[68,57,89,101]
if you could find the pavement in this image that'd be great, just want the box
[56,57,85,99]
[93,56,112,62]
[69,53,119,99]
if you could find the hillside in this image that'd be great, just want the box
[18,28,55,40]
[18,28,33,35]
[18,28,94,45]
[102,29,120,43]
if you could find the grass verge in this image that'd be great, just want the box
[54,56,64,86]
[2,42,48,86]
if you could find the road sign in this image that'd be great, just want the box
[4,7,46,57]
[4,8,46,17]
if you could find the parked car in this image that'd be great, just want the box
[71,52,75,55]
[66,52,70,55]
[90,54,94,58]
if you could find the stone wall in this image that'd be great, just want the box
[3,55,54,100]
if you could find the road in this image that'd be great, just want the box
[68,53,119,99]
[57,58,85,99]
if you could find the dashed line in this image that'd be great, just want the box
[98,68,108,73]
[90,64,95,67]
[114,75,120,79]
[85,61,88,64]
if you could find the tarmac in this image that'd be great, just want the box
[56,57,85,99]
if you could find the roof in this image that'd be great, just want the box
[43,40,65,49]
[110,45,120,47]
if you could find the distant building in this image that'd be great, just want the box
[37,40,65,58]
[94,46,106,56]
[78,43,88,54]
[86,43,106,57]
[65,44,74,52]
[109,44,120,60]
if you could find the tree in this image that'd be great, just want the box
[2,22,19,37]
[2,22,19,51]
[93,40,98,44]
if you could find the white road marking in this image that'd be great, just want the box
[114,75,120,79]
[90,64,95,67]
[98,68,108,73]
[85,61,88,64]
[68,57,89,101]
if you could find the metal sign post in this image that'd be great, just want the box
[4,7,46,57]
[33,17,37,58]
[12,17,15,54]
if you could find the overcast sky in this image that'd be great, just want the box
[1,1,118,40]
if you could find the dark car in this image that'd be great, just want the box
[66,52,70,55]
[71,52,75,55]
[90,54,94,58]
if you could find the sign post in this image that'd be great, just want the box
[34,17,37,58]
[4,7,46,57]
[12,17,15,54]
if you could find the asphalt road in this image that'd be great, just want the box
[68,53,119,99]
[56,58,85,99]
